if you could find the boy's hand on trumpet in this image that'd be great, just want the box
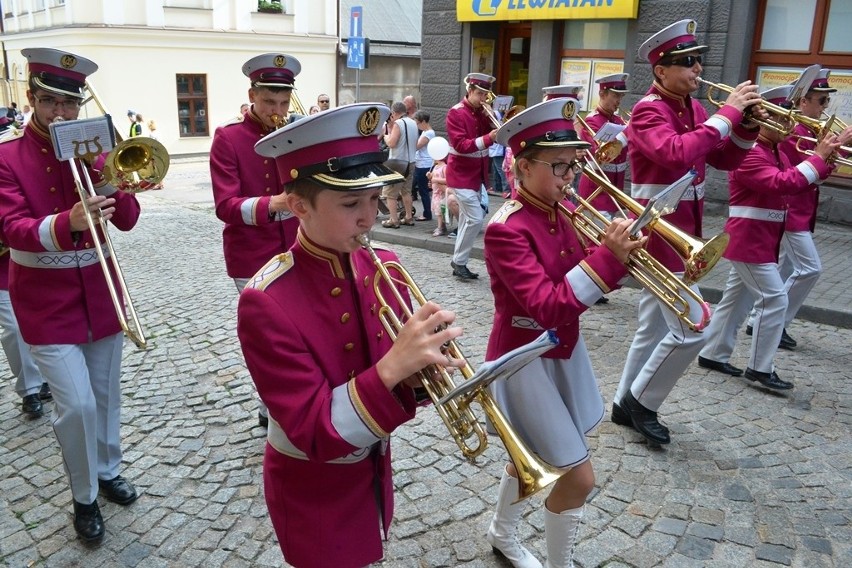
[376,301,464,391]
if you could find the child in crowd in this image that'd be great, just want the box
[426,140,458,236]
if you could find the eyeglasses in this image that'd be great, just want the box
[808,95,831,106]
[35,96,81,110]
[530,158,582,177]
[664,54,703,68]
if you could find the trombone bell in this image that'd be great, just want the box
[103,137,170,192]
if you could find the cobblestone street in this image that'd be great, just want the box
[1,159,850,567]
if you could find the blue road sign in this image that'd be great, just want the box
[350,6,363,38]
[347,37,365,70]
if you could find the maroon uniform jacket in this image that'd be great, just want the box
[484,188,628,361]
[725,137,830,264]
[778,122,823,233]
[446,97,494,190]
[577,107,628,213]
[210,112,298,278]
[237,231,417,568]
[627,82,758,271]
[0,123,140,345]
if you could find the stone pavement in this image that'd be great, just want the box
[1,158,850,567]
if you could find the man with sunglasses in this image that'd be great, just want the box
[0,48,142,543]
[611,19,765,446]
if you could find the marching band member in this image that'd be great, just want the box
[698,85,842,391]
[483,98,645,568]
[0,48,141,543]
[210,52,301,428]
[612,19,764,445]
[575,74,630,221]
[773,69,841,347]
[238,103,464,568]
[446,72,498,280]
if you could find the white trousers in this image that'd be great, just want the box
[614,278,705,412]
[234,277,267,419]
[0,289,44,397]
[699,262,786,374]
[29,333,124,504]
[451,187,485,266]
[781,230,821,326]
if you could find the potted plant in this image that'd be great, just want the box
[257,0,283,14]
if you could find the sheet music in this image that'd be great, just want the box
[594,122,626,143]
[48,115,115,162]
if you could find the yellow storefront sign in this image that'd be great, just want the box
[457,0,639,21]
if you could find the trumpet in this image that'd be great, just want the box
[574,114,625,164]
[567,159,728,331]
[792,115,852,167]
[356,234,565,502]
[697,77,795,135]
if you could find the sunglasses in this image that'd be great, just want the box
[664,54,703,68]
[318,99,330,104]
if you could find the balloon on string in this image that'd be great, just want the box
[427,136,450,161]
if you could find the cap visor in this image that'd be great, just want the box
[308,163,404,191]
[533,140,592,149]
[668,44,709,57]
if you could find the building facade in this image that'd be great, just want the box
[1,0,339,156]
[421,0,852,226]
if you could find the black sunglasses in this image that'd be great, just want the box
[664,54,703,68]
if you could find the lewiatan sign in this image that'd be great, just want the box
[457,0,639,21]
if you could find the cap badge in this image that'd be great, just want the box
[561,100,576,121]
[274,55,286,68]
[357,107,381,136]
[687,21,696,34]
[60,54,77,69]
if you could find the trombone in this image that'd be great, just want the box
[574,113,625,164]
[483,91,524,130]
[356,234,565,502]
[566,157,728,331]
[792,115,852,167]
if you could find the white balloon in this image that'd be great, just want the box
[427,136,450,161]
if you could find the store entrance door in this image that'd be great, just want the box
[496,24,531,109]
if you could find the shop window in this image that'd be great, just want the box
[176,74,209,137]
[559,20,627,112]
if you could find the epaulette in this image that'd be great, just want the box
[245,252,294,291]
[637,94,662,105]
[488,199,523,225]
[220,114,245,128]
[451,101,465,111]
[0,128,24,144]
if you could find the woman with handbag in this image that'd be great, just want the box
[380,101,418,228]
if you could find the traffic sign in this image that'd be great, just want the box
[347,37,366,70]
[350,6,363,38]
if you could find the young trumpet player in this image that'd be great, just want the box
[483,98,646,568]
[0,48,141,543]
[210,52,302,428]
[238,103,464,568]
[613,19,764,446]
[698,85,846,391]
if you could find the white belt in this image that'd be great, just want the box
[631,181,705,201]
[511,316,544,331]
[600,162,628,173]
[448,148,488,158]
[267,416,375,464]
[729,205,786,222]
[10,245,109,269]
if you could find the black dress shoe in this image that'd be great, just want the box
[620,391,671,444]
[73,500,105,543]
[610,402,631,427]
[451,261,478,280]
[595,296,610,305]
[744,368,794,391]
[98,475,138,505]
[746,325,796,350]
[779,328,797,350]
[697,356,744,377]
[21,394,43,418]
[258,411,269,429]
[38,382,53,401]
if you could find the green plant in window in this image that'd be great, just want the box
[257,0,283,13]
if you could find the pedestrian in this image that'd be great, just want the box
[309,105,320,115]
[0,47,142,543]
[502,145,516,199]
[413,109,435,221]
[127,110,141,137]
[446,72,498,280]
[488,138,507,196]
[483,98,645,568]
[380,101,417,228]
[146,119,158,140]
[134,113,147,137]
[317,93,331,111]
[240,102,249,115]
[612,19,765,445]
[427,139,457,237]
[698,85,848,391]
[241,102,465,568]
[210,52,302,428]
[404,95,418,118]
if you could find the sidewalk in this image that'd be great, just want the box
[372,194,852,329]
